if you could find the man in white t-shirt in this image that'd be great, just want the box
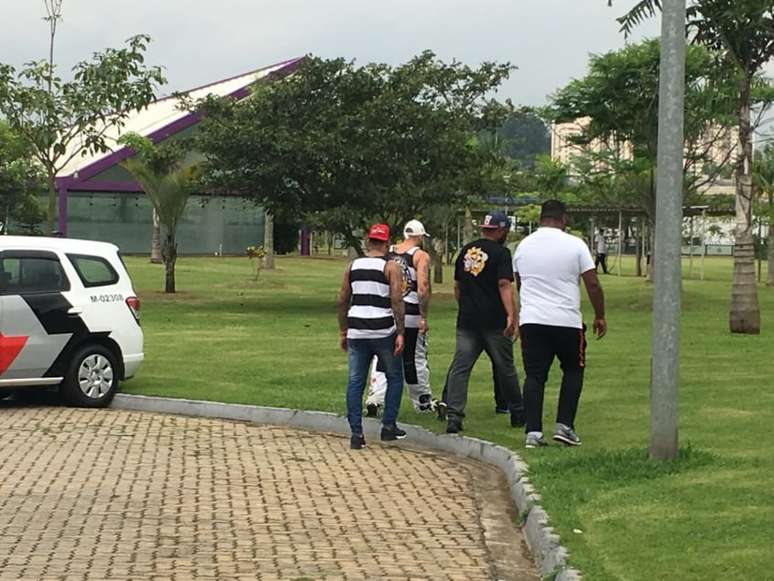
[512,200,607,449]
[594,229,609,274]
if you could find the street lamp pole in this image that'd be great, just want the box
[651,0,686,461]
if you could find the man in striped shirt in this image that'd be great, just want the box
[337,223,407,450]
[365,219,439,416]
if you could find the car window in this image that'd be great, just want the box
[0,255,69,294]
[67,254,119,288]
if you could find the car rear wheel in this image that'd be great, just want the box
[60,345,120,408]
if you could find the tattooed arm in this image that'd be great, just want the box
[336,262,353,351]
[414,249,431,333]
[386,260,405,356]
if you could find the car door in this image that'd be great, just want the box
[0,250,78,381]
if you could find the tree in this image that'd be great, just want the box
[550,38,737,280]
[496,109,550,168]
[533,154,568,200]
[0,122,45,234]
[43,0,64,97]
[193,53,513,252]
[754,144,774,286]
[119,134,197,294]
[618,0,774,333]
[0,35,165,233]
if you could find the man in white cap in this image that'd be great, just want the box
[366,219,441,415]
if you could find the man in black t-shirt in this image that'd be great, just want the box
[444,212,525,433]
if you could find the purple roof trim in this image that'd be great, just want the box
[58,178,144,193]
[149,57,303,106]
[55,57,304,190]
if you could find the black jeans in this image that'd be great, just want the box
[520,324,587,433]
[444,326,523,420]
[595,252,608,274]
[493,362,507,410]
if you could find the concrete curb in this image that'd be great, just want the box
[111,394,582,580]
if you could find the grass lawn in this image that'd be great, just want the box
[123,253,774,581]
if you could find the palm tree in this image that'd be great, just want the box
[616,0,774,334]
[120,134,195,293]
[754,144,774,286]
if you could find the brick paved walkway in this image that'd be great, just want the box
[0,404,538,580]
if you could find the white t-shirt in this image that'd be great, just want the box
[513,227,596,329]
[595,233,607,254]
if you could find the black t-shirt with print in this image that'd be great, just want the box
[454,238,514,330]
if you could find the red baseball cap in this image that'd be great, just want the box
[368,223,390,241]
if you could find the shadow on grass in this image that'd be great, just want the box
[144,296,337,317]
[534,444,716,484]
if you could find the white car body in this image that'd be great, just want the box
[0,236,143,404]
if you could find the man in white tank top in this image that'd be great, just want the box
[336,224,407,450]
[365,220,440,415]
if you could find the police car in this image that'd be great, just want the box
[0,236,143,407]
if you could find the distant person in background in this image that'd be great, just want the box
[594,228,609,274]
[513,200,607,449]
[336,224,407,450]
[443,211,525,434]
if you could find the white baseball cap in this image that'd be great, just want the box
[404,219,430,238]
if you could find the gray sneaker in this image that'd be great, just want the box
[553,423,581,446]
[525,432,548,449]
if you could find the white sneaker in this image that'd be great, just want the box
[525,432,548,448]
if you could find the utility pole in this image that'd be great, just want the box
[651,0,686,461]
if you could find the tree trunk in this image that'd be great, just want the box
[463,207,474,244]
[263,210,275,270]
[46,170,57,234]
[636,218,644,277]
[161,229,177,294]
[432,238,444,284]
[150,209,162,264]
[345,231,364,257]
[646,224,655,282]
[768,192,774,287]
[729,76,761,334]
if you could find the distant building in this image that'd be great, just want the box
[550,118,736,196]
[53,58,302,254]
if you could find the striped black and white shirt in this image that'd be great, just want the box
[347,257,397,340]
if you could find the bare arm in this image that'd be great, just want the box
[336,263,353,351]
[414,250,431,319]
[386,261,405,336]
[499,279,517,337]
[336,264,353,334]
[581,269,607,338]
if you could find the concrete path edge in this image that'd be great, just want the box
[111,394,582,580]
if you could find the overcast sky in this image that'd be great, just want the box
[1,1,660,106]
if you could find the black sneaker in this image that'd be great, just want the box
[435,401,448,421]
[350,433,366,450]
[553,423,582,446]
[510,410,526,428]
[417,394,434,413]
[380,424,407,441]
[365,403,379,418]
[446,419,463,434]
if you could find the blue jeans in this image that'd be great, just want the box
[346,335,404,434]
